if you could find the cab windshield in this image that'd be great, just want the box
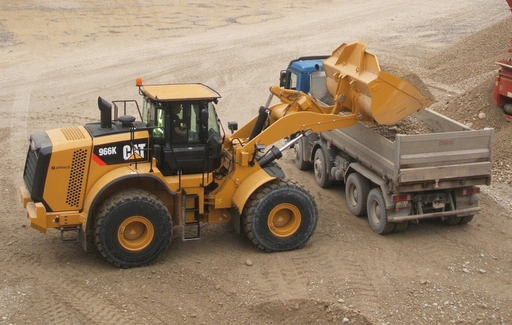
[141,97,221,144]
[205,101,221,145]
[141,98,157,126]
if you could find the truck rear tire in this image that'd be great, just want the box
[393,221,408,232]
[440,216,462,226]
[345,172,371,216]
[294,137,312,170]
[367,188,394,234]
[313,147,332,188]
[458,215,475,224]
[242,179,318,252]
[94,189,172,268]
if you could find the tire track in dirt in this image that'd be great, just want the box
[295,244,381,316]
[1,266,84,325]
[336,255,381,314]
[278,158,383,317]
[9,85,30,158]
[0,242,151,325]
[1,176,30,266]
[243,239,380,319]
[9,263,142,324]
[246,252,311,303]
[0,267,85,324]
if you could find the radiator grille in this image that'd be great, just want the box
[66,149,87,208]
[22,132,52,209]
[23,145,37,193]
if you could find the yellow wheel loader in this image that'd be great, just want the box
[20,41,432,268]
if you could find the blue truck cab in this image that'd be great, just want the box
[279,56,333,104]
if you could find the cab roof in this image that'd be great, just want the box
[289,59,326,74]
[140,83,221,101]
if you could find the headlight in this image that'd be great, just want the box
[30,139,39,158]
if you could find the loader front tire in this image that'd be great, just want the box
[243,179,318,252]
[95,189,172,268]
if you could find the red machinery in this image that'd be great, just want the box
[493,0,512,122]
[494,60,512,122]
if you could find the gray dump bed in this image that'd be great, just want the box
[321,109,493,193]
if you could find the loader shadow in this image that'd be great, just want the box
[167,221,259,255]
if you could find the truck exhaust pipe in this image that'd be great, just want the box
[98,96,112,129]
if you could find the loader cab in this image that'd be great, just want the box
[139,83,223,176]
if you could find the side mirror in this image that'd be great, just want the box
[227,121,238,134]
[279,70,287,88]
[200,108,208,128]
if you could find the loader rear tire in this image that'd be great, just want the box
[313,147,332,188]
[294,137,312,170]
[94,189,172,268]
[367,188,394,234]
[345,172,371,217]
[242,179,318,252]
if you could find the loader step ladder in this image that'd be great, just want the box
[182,193,201,241]
[60,226,81,243]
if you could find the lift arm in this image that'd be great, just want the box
[226,41,432,165]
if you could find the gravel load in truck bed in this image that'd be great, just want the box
[360,115,435,141]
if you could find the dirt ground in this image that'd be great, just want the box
[1,1,512,324]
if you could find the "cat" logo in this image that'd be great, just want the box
[123,143,147,160]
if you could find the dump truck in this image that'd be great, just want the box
[281,43,494,234]
[20,41,432,268]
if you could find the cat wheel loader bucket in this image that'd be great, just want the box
[323,41,432,125]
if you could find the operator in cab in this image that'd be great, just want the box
[169,102,187,142]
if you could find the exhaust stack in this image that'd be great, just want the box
[98,96,112,129]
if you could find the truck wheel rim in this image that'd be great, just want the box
[118,216,154,251]
[369,201,381,225]
[267,203,301,237]
[294,143,301,161]
[314,158,322,178]
[348,184,358,207]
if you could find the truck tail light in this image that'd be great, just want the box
[461,187,480,196]
[393,194,414,202]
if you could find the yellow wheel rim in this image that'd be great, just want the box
[267,203,302,237]
[118,216,154,251]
